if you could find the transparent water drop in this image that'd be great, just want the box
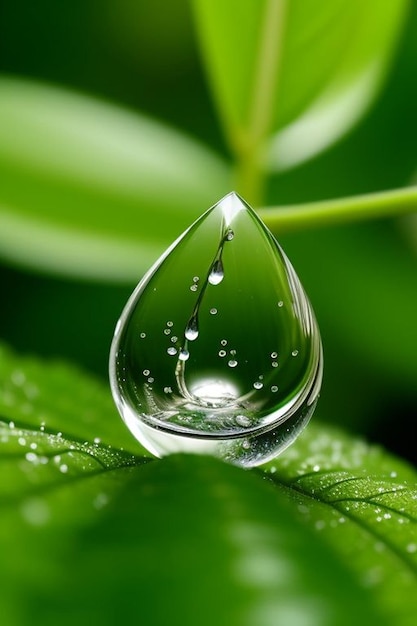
[110,192,323,467]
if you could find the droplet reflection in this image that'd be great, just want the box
[110,192,323,467]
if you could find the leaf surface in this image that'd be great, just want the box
[0,77,230,282]
[193,0,408,169]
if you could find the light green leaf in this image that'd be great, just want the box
[262,423,417,626]
[0,77,230,282]
[192,0,408,169]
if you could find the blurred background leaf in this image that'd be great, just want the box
[0,77,229,282]
[192,0,409,169]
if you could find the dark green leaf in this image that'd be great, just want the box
[262,422,417,626]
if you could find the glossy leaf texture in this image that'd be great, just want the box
[0,343,416,624]
[192,0,409,169]
[0,77,230,282]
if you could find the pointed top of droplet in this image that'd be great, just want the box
[214,191,249,227]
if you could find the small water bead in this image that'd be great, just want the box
[140,332,146,339]
[164,328,171,335]
[179,349,190,361]
[292,350,299,357]
[110,192,323,467]
[143,369,150,376]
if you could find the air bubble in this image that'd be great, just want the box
[210,308,217,315]
[253,381,263,390]
[167,347,177,356]
[271,386,278,393]
[219,350,226,357]
[228,360,238,368]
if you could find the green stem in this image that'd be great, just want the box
[233,0,287,206]
[258,187,417,234]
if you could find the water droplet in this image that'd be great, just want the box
[110,192,323,467]
[164,328,171,335]
[185,316,199,341]
[292,350,299,357]
[171,335,178,343]
[143,369,150,376]
[140,332,146,339]
[190,284,198,292]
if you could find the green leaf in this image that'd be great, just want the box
[0,77,230,282]
[262,423,417,626]
[192,0,408,169]
[0,343,414,624]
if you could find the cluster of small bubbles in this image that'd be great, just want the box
[164,328,171,335]
[140,332,146,339]
[253,381,263,390]
[167,321,174,327]
[163,386,172,394]
[277,301,284,308]
[219,350,226,357]
[143,369,150,376]
[179,349,190,361]
[271,385,278,393]
[167,347,177,356]
[171,335,178,343]
[210,308,217,315]
[228,360,238,368]
[226,229,234,241]
[292,350,299,357]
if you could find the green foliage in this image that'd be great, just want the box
[1,344,416,625]
[0,1,416,624]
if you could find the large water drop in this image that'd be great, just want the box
[110,192,323,467]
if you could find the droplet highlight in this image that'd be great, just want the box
[110,192,323,467]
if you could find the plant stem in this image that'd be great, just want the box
[258,187,417,234]
[233,0,287,206]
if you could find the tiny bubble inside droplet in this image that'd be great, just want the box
[167,347,177,356]
[235,415,251,427]
[210,308,217,315]
[292,350,299,357]
[253,381,263,390]
[228,360,238,368]
[271,385,278,393]
[179,349,190,361]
